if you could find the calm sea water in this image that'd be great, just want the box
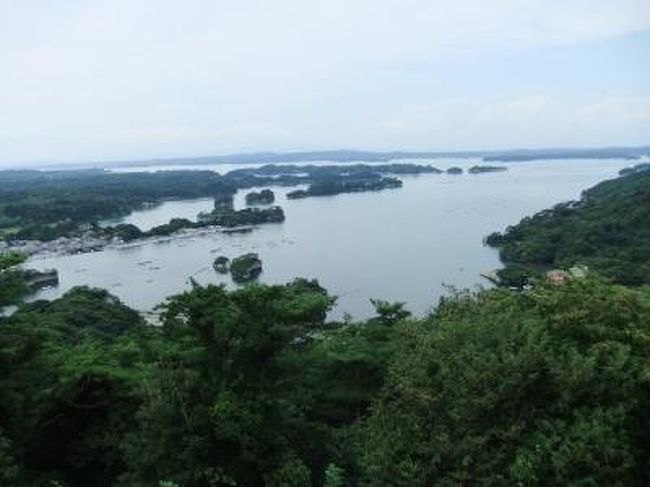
[25,158,631,319]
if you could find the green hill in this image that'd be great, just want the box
[2,278,649,485]
[487,170,650,285]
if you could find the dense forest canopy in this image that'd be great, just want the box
[1,277,649,485]
[0,170,234,224]
[0,251,31,306]
[486,169,650,285]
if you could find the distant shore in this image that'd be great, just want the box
[7,224,259,261]
[25,145,650,171]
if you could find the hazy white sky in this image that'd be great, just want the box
[1,0,649,166]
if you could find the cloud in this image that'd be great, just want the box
[0,0,648,164]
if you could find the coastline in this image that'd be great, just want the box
[10,223,260,262]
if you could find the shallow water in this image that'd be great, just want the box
[26,158,630,319]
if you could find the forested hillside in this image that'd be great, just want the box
[1,277,649,485]
[486,170,650,285]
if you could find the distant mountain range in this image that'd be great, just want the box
[55,145,650,169]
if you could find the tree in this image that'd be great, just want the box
[0,287,145,485]
[359,278,650,485]
[122,281,334,485]
[486,171,650,286]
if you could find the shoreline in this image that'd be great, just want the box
[14,223,260,262]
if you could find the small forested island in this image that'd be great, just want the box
[245,188,275,205]
[468,165,508,174]
[212,255,229,273]
[285,189,309,199]
[446,166,463,174]
[287,176,402,199]
[486,169,650,286]
[199,205,285,227]
[229,252,263,282]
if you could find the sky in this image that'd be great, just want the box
[0,0,649,166]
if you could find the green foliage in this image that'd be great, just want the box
[3,165,649,486]
[0,251,30,305]
[0,251,27,270]
[146,217,196,237]
[0,287,146,485]
[199,206,285,227]
[0,169,238,241]
[619,162,650,176]
[121,280,335,485]
[11,287,143,341]
[370,299,411,326]
[2,276,649,485]
[105,207,286,244]
[487,170,650,285]
[295,316,399,424]
[0,429,21,485]
[265,455,312,487]
[642,285,650,305]
[0,169,232,223]
[287,176,402,199]
[323,463,345,487]
[10,221,81,241]
[0,269,28,306]
[495,262,540,287]
[229,252,263,283]
[468,165,507,174]
[212,255,230,273]
[110,223,143,242]
[245,189,275,205]
[358,277,650,485]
